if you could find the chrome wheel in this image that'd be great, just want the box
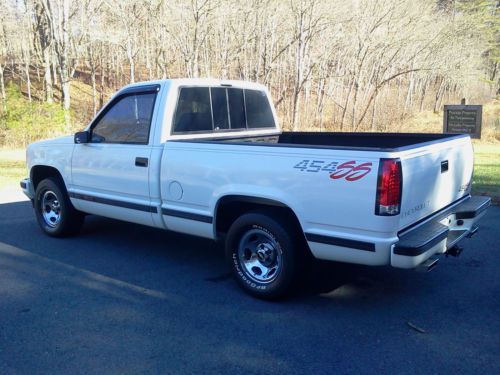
[237,228,282,283]
[41,190,61,228]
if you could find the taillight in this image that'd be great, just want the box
[375,158,402,216]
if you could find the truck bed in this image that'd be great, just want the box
[171,130,473,233]
[198,132,466,151]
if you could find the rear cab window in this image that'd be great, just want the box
[172,86,275,134]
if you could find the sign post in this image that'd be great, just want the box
[443,104,482,139]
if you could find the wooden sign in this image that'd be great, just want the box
[443,105,482,139]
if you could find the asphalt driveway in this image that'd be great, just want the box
[0,198,499,374]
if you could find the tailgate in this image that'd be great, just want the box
[398,136,473,230]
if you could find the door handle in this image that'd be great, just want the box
[135,157,148,167]
[441,160,448,173]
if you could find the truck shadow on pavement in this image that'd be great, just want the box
[0,199,446,305]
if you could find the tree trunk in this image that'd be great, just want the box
[35,1,54,103]
[404,72,415,114]
[99,50,105,109]
[25,61,32,102]
[57,14,71,129]
[43,47,53,103]
[292,10,306,131]
[145,20,152,80]
[350,81,359,130]
[23,45,32,102]
[59,63,70,111]
[126,37,135,83]
[52,58,58,86]
[340,78,355,131]
[91,66,97,116]
[419,78,428,112]
[433,78,445,113]
[0,64,6,111]
[370,90,378,131]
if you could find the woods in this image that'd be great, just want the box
[0,0,498,145]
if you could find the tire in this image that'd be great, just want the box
[34,177,84,237]
[225,211,304,300]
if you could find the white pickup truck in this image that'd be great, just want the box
[21,78,490,299]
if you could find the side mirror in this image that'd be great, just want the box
[74,131,90,144]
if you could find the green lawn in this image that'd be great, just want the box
[0,144,499,203]
[472,143,500,204]
[0,149,26,189]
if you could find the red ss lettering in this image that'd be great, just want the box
[330,161,372,181]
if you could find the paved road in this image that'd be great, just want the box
[0,199,499,374]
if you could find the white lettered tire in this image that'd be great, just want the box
[225,211,303,300]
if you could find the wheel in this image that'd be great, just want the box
[34,177,84,237]
[225,211,304,300]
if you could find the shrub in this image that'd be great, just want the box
[0,83,69,147]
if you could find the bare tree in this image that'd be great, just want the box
[0,0,496,134]
[34,0,54,103]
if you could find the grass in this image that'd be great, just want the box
[471,143,500,203]
[0,149,26,190]
[0,143,498,203]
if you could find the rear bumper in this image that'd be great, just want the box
[20,178,35,200]
[391,196,491,268]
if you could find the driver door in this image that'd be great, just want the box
[70,85,159,226]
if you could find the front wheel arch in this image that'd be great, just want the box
[31,165,65,191]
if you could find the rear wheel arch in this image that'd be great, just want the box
[214,195,307,244]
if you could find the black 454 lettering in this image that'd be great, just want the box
[293,159,338,173]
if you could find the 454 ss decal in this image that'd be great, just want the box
[293,159,372,181]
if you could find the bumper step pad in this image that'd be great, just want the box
[394,195,491,257]
[455,196,491,219]
[394,221,448,256]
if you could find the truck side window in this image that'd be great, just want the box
[91,93,156,144]
[173,87,212,133]
[228,88,246,129]
[211,88,229,130]
[244,89,275,129]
